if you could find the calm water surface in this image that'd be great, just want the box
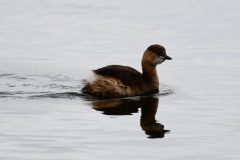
[0,0,240,160]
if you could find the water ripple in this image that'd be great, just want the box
[0,73,174,100]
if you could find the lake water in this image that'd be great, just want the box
[0,0,240,159]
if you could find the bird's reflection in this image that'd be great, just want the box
[90,96,170,138]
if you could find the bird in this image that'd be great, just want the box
[82,44,172,98]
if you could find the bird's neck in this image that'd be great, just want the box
[142,63,159,90]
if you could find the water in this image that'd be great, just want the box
[0,0,240,159]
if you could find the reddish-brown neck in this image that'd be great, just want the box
[142,63,159,90]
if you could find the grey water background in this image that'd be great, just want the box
[0,0,240,159]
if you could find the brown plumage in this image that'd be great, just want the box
[94,65,144,87]
[82,44,172,98]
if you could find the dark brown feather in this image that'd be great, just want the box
[93,65,144,87]
[147,44,166,56]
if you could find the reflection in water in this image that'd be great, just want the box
[91,97,170,139]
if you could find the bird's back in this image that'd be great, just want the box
[93,65,144,87]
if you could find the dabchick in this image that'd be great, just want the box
[82,44,172,98]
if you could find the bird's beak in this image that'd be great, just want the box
[164,55,172,60]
